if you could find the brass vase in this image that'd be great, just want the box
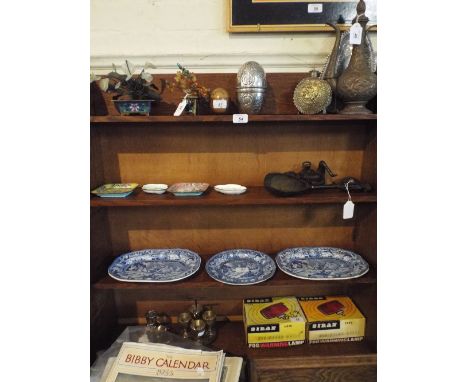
[336,0,377,114]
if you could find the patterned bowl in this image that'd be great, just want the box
[167,183,209,196]
[113,100,154,116]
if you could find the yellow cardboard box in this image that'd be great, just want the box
[298,296,365,344]
[243,296,306,348]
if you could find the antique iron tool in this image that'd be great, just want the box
[264,161,371,196]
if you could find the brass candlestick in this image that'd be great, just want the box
[155,312,171,332]
[178,312,192,339]
[189,302,203,319]
[189,319,206,341]
[202,309,216,337]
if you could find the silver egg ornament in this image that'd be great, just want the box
[236,61,267,114]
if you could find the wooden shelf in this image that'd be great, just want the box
[90,73,377,374]
[90,114,377,124]
[211,321,376,363]
[91,187,377,207]
[94,266,376,299]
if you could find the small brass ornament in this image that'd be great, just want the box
[293,70,332,115]
[210,87,230,114]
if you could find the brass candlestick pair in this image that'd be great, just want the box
[178,306,217,344]
[145,310,172,342]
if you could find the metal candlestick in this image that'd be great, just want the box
[178,312,192,339]
[202,309,216,337]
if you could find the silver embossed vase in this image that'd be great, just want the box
[236,61,267,114]
[336,0,377,114]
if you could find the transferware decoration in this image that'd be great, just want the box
[210,87,230,114]
[236,61,267,114]
[276,247,369,280]
[336,0,377,114]
[293,70,332,115]
[108,248,201,282]
[206,249,276,285]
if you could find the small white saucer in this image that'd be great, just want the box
[142,184,168,194]
[214,184,247,195]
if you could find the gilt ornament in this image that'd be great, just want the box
[293,71,332,115]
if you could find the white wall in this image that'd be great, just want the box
[91,0,376,74]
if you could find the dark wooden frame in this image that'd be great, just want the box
[227,0,377,32]
[91,72,377,380]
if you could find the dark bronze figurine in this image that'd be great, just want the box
[264,161,371,196]
[299,160,337,186]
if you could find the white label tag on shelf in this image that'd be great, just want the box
[350,23,363,45]
[212,99,227,109]
[197,329,205,337]
[173,99,187,116]
[290,316,304,322]
[233,114,248,124]
[307,4,323,13]
[343,200,355,219]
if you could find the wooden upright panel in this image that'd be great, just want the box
[100,73,311,116]
[90,72,377,373]
[106,204,358,256]
[95,123,369,187]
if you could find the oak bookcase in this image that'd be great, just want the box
[91,73,377,381]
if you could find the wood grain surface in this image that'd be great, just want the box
[91,188,377,207]
[90,72,377,376]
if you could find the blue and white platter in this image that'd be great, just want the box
[205,249,276,285]
[275,247,369,280]
[108,249,201,283]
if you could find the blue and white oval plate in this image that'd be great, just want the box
[108,249,201,282]
[275,247,369,280]
[206,249,276,285]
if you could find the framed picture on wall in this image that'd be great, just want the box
[227,0,377,32]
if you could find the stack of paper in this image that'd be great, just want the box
[100,342,242,382]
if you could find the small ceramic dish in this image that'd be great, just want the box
[142,184,168,194]
[91,183,138,198]
[214,184,247,195]
[167,183,209,196]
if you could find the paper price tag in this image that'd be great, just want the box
[212,99,227,109]
[173,99,187,116]
[197,329,205,337]
[343,200,355,219]
[350,23,363,45]
[307,4,323,13]
[290,316,304,322]
[233,114,248,124]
